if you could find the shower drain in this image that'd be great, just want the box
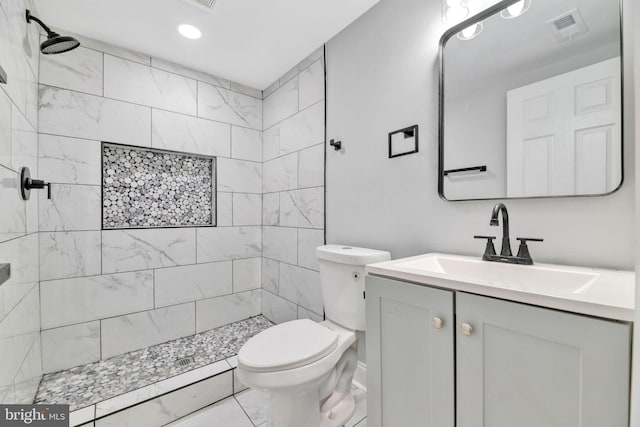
[175,356,196,367]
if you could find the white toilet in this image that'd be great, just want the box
[237,245,391,427]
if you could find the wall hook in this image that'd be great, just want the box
[20,167,52,201]
[329,139,342,151]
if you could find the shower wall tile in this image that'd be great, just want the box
[232,258,261,293]
[262,193,280,226]
[216,192,233,227]
[299,58,325,111]
[297,229,324,271]
[297,306,323,322]
[279,46,324,86]
[261,290,297,324]
[39,46,104,96]
[40,271,154,329]
[38,134,101,185]
[197,82,262,130]
[40,231,102,281]
[0,234,39,308]
[58,29,151,66]
[262,101,324,161]
[151,57,231,89]
[195,290,261,333]
[262,226,297,265]
[104,55,197,115]
[217,158,262,193]
[231,126,262,162]
[39,184,101,231]
[39,86,151,146]
[278,263,323,315]
[233,193,262,226]
[0,165,26,243]
[263,153,298,193]
[261,258,279,294]
[229,82,262,99]
[102,228,197,274]
[0,90,12,169]
[298,144,325,188]
[279,187,324,229]
[154,261,232,308]
[263,76,299,129]
[11,336,41,404]
[196,227,261,263]
[41,322,101,373]
[151,109,231,157]
[101,303,196,358]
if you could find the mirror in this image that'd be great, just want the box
[439,0,622,201]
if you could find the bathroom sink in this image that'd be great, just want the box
[366,253,635,321]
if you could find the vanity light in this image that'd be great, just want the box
[178,24,202,40]
[500,0,532,19]
[457,22,484,40]
[442,0,469,24]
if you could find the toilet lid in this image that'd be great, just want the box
[239,319,339,372]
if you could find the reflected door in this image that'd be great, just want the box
[506,57,621,197]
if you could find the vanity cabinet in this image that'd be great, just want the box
[366,276,632,427]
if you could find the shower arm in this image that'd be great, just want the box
[25,10,56,36]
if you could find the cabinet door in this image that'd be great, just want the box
[456,292,631,427]
[366,276,455,427]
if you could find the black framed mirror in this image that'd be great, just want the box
[438,0,623,201]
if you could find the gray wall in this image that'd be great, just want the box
[326,0,635,271]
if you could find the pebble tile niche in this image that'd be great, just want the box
[102,143,216,229]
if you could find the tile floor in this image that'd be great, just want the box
[168,385,367,427]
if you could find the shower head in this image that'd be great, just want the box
[26,10,80,55]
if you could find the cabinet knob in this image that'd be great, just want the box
[432,317,444,329]
[461,323,474,336]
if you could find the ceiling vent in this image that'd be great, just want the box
[546,9,588,43]
[181,0,217,13]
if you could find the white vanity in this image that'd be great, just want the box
[365,254,634,427]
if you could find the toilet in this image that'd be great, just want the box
[237,245,391,427]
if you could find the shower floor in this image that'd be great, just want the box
[35,316,272,415]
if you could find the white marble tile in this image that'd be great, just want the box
[196,227,261,263]
[101,303,195,358]
[217,158,262,193]
[278,46,324,87]
[0,90,12,168]
[216,192,233,227]
[151,57,231,89]
[261,258,279,294]
[69,405,96,427]
[40,271,154,329]
[0,165,25,243]
[299,144,325,188]
[262,80,280,99]
[40,231,102,281]
[229,82,262,99]
[280,187,324,229]
[95,360,231,417]
[96,371,232,427]
[102,228,196,274]
[298,228,324,271]
[261,290,297,325]
[263,153,298,193]
[38,134,101,185]
[155,261,232,308]
[10,116,37,235]
[297,306,323,322]
[263,101,324,161]
[39,184,101,231]
[104,55,197,115]
[151,109,230,157]
[0,234,38,308]
[262,193,280,226]
[167,396,252,427]
[346,388,367,427]
[195,290,261,333]
[279,263,323,314]
[41,321,101,373]
[232,258,261,293]
[236,388,270,426]
[233,193,262,226]
[231,126,261,162]
[39,86,152,147]
[24,65,38,130]
[40,46,103,96]
[0,1,28,118]
[56,28,151,65]
[262,226,297,265]
[263,76,299,129]
[11,334,41,404]
[197,82,262,130]
[299,58,325,111]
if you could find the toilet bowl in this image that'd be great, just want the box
[237,245,391,427]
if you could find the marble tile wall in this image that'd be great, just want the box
[0,0,42,404]
[38,33,264,372]
[260,47,327,324]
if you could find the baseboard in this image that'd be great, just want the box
[353,361,367,390]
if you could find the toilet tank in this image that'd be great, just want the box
[316,245,391,331]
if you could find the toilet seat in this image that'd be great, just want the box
[239,319,339,372]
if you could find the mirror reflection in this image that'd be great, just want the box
[440,0,622,200]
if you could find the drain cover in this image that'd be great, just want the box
[175,356,196,367]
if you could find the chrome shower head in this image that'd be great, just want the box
[26,10,80,55]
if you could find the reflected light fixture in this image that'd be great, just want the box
[178,24,202,39]
[457,22,484,40]
[442,0,469,24]
[500,0,532,19]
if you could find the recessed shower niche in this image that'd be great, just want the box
[102,142,216,229]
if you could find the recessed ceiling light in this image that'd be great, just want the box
[178,24,202,40]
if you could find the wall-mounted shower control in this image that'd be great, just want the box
[20,167,52,201]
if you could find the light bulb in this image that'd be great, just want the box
[500,0,532,19]
[457,22,483,40]
[445,5,469,23]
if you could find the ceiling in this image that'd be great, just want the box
[32,0,380,90]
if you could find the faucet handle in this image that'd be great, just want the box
[516,238,543,263]
[474,235,497,260]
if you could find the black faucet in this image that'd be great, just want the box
[474,203,544,265]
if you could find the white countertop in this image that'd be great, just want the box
[366,253,635,322]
